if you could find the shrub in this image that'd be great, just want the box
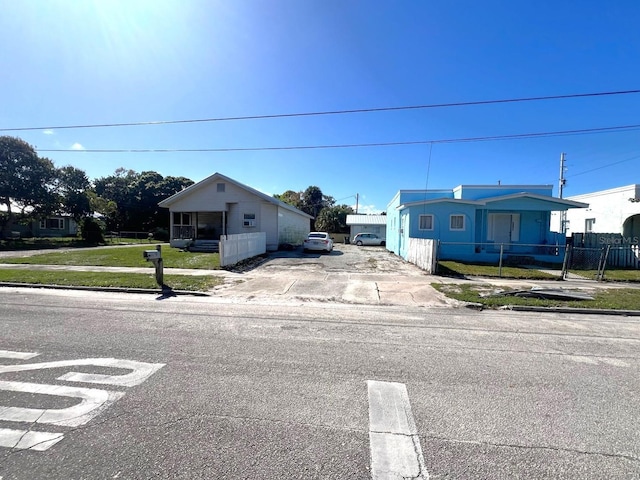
[151,228,169,242]
[80,217,105,245]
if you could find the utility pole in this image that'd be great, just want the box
[355,193,359,214]
[559,152,566,199]
[559,152,567,233]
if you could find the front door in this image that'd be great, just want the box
[489,213,520,250]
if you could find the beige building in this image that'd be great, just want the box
[159,173,313,251]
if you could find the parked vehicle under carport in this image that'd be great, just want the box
[352,233,386,246]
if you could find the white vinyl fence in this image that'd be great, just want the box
[219,232,267,267]
[406,238,437,274]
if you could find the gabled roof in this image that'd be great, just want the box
[346,214,387,225]
[158,172,313,219]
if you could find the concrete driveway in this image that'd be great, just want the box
[215,244,458,307]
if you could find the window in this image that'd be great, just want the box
[39,218,64,230]
[216,183,225,192]
[243,213,256,227]
[173,212,191,225]
[419,214,433,230]
[585,218,595,233]
[450,215,465,230]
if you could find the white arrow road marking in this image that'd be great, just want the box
[0,381,125,427]
[0,358,165,387]
[0,354,165,452]
[368,380,428,480]
[0,428,64,451]
[0,350,39,360]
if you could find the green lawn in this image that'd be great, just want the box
[0,269,222,291]
[1,236,163,250]
[437,260,560,280]
[433,283,640,310]
[0,245,221,269]
[568,269,640,282]
[1,237,90,251]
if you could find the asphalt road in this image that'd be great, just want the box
[0,288,639,479]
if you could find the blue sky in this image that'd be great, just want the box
[1,0,639,214]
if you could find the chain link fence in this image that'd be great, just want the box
[436,241,565,277]
[563,244,640,280]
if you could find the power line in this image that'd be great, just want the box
[3,89,640,132]
[35,123,640,153]
[568,153,640,178]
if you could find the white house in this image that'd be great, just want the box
[158,172,313,251]
[558,184,640,241]
[346,214,387,240]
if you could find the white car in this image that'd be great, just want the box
[303,232,334,253]
[352,233,386,246]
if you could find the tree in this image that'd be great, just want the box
[93,169,193,232]
[0,136,58,237]
[306,187,334,217]
[302,186,323,217]
[274,190,303,210]
[56,165,92,222]
[314,204,354,233]
[93,168,137,231]
[87,191,117,220]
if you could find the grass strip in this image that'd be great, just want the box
[433,283,640,310]
[568,269,640,282]
[0,245,220,270]
[0,237,158,251]
[438,261,560,280]
[0,269,222,291]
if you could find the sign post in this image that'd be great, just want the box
[143,245,164,288]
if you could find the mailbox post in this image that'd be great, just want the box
[143,245,164,288]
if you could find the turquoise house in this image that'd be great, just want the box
[386,185,588,264]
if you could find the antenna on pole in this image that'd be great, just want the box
[559,152,567,233]
[559,152,566,199]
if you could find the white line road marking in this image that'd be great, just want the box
[0,358,165,387]
[0,380,125,427]
[0,350,39,360]
[368,380,428,480]
[0,428,64,451]
[600,358,629,368]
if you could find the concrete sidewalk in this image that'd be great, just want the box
[1,240,639,311]
[2,261,638,310]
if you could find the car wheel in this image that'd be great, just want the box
[356,240,363,246]
[381,241,386,246]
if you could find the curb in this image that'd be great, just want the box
[0,282,210,297]
[500,305,640,317]
[463,302,640,317]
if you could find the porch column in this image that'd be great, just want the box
[169,211,174,241]
[222,211,226,236]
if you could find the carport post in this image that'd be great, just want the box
[498,244,504,277]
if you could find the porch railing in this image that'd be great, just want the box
[172,225,194,239]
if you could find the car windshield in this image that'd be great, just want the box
[308,233,327,239]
